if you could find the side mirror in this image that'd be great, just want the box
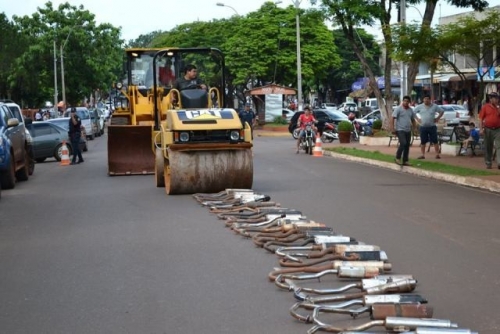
[7,118,20,127]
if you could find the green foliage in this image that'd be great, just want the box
[4,1,123,107]
[272,116,288,125]
[338,120,354,132]
[326,146,495,176]
[152,4,342,106]
[372,119,382,130]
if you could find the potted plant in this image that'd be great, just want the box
[372,119,383,135]
[337,120,354,143]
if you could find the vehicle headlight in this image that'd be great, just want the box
[230,130,240,141]
[179,132,189,142]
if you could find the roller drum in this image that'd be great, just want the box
[165,148,253,194]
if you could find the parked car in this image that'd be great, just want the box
[321,103,337,112]
[26,121,77,162]
[0,102,31,189]
[89,108,105,136]
[46,118,87,152]
[63,107,95,140]
[264,108,296,123]
[441,104,468,125]
[88,108,101,137]
[288,109,349,135]
[356,109,381,125]
[337,102,358,115]
[4,101,35,175]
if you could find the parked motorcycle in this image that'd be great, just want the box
[361,119,374,136]
[299,123,315,155]
[320,122,338,143]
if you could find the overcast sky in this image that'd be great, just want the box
[2,0,492,41]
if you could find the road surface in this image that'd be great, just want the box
[0,134,498,333]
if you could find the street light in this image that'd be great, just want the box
[216,2,239,16]
[291,0,303,109]
[407,5,423,20]
[60,24,82,110]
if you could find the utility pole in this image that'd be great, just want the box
[60,44,66,110]
[53,40,58,114]
[60,25,80,110]
[400,0,407,101]
[292,0,303,108]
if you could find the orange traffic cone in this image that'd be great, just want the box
[60,141,70,166]
[313,133,323,157]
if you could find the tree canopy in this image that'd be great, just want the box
[2,1,123,107]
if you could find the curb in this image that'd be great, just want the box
[255,131,291,138]
[323,151,500,194]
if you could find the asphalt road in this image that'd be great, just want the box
[0,133,499,334]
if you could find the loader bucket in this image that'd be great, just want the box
[107,125,154,175]
[165,148,253,195]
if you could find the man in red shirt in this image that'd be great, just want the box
[479,92,500,169]
[296,106,317,153]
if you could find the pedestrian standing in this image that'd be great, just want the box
[238,104,257,139]
[414,95,444,159]
[68,108,84,165]
[478,92,500,169]
[392,95,416,166]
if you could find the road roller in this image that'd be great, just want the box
[107,47,253,194]
[152,48,253,194]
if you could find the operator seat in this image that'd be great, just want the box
[180,89,208,109]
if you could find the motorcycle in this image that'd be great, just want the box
[348,113,360,142]
[320,122,338,143]
[299,123,315,155]
[361,119,374,136]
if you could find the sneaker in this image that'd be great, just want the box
[70,162,77,165]
[417,156,425,159]
[436,155,441,159]
[296,150,299,154]
[403,162,412,166]
[77,160,84,164]
[394,158,401,165]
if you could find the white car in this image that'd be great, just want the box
[356,109,381,125]
[264,108,296,123]
[338,102,358,114]
[321,103,338,112]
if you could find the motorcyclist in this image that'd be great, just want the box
[296,105,317,153]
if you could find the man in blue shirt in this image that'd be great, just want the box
[238,104,257,139]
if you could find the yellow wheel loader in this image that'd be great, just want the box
[107,47,253,194]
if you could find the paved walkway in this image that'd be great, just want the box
[254,128,500,193]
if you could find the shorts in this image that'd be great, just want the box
[420,125,438,145]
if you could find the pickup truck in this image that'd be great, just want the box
[0,102,33,189]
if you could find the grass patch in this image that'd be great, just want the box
[326,147,497,177]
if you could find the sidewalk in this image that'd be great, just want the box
[254,129,500,193]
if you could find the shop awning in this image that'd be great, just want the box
[449,73,478,81]
[434,74,456,83]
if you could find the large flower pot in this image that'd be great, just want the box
[338,131,351,143]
